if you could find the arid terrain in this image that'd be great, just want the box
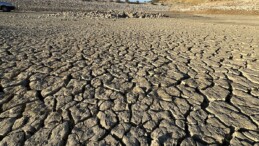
[162,0,259,13]
[1,5,259,146]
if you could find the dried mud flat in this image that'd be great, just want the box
[0,12,259,146]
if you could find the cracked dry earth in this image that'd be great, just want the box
[0,12,259,146]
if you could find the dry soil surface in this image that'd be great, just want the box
[0,12,259,146]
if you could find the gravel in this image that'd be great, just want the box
[44,10,167,19]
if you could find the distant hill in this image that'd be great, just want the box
[158,0,259,13]
[158,0,255,4]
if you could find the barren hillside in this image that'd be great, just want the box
[160,0,256,4]
[160,0,259,12]
[4,0,169,11]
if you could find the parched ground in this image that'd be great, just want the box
[0,12,259,146]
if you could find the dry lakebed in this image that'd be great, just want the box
[0,11,259,146]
